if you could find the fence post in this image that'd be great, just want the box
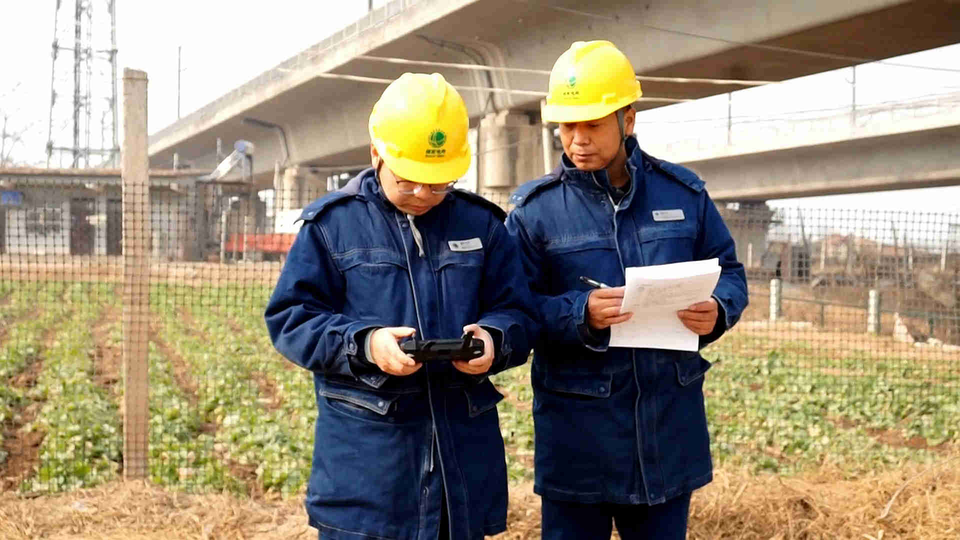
[220,206,228,264]
[769,278,782,322]
[242,215,249,262]
[121,68,150,480]
[867,289,882,335]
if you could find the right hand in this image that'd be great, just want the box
[586,287,633,330]
[368,327,423,376]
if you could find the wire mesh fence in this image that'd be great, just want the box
[0,174,957,495]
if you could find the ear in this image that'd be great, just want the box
[623,106,636,136]
[370,144,380,168]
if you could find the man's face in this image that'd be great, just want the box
[558,108,635,171]
[372,147,450,216]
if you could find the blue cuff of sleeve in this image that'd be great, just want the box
[698,295,728,348]
[363,330,377,364]
[348,324,388,389]
[476,315,514,371]
[712,294,732,332]
[574,291,609,352]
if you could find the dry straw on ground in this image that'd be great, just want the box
[1,454,957,539]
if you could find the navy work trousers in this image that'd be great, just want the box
[541,492,692,540]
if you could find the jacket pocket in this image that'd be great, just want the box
[675,352,712,386]
[334,248,409,319]
[334,247,407,272]
[637,222,697,265]
[437,249,484,269]
[319,382,403,424]
[436,250,484,317]
[543,235,619,291]
[463,379,504,417]
[541,370,613,398]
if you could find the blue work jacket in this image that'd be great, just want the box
[505,136,748,506]
[265,169,538,540]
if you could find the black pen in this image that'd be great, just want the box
[579,276,610,289]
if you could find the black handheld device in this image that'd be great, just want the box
[401,331,485,363]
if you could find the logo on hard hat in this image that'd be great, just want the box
[426,129,448,157]
[561,68,580,99]
[428,130,447,148]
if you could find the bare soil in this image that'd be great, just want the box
[0,314,58,491]
[92,306,123,393]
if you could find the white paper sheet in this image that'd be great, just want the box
[609,258,721,351]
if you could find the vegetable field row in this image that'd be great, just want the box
[0,283,956,494]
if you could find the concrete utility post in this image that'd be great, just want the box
[868,289,882,335]
[541,99,552,175]
[121,68,150,480]
[769,278,782,322]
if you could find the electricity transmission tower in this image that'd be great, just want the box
[45,0,119,168]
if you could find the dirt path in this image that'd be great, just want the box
[147,318,213,436]
[217,313,288,409]
[150,313,262,492]
[91,306,123,397]
[0,310,60,492]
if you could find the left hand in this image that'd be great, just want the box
[452,324,495,375]
[677,299,719,336]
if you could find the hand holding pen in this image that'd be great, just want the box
[580,275,632,330]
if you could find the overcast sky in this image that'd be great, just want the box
[2,0,958,212]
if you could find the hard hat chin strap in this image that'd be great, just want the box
[602,108,629,173]
[617,108,626,145]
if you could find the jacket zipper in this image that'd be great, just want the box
[593,171,654,502]
[395,212,449,534]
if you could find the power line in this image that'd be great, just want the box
[355,55,776,86]
[518,1,960,75]
[632,89,960,125]
[290,70,691,103]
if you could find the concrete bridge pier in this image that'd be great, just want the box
[476,109,562,206]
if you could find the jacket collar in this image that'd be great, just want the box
[559,135,645,210]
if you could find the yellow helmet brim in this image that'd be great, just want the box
[542,91,641,124]
[374,137,472,185]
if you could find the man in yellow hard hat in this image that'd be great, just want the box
[506,41,748,539]
[266,72,539,540]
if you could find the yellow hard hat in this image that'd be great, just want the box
[368,72,471,185]
[541,41,643,124]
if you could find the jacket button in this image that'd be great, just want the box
[377,400,385,408]
[598,386,606,393]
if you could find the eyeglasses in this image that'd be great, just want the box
[395,180,454,195]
